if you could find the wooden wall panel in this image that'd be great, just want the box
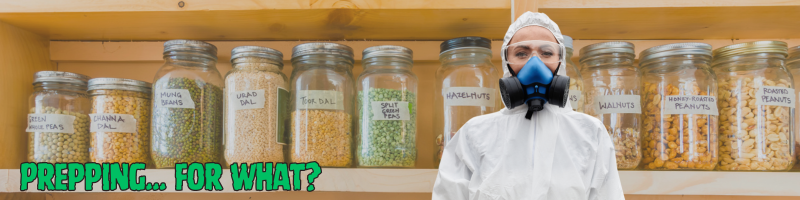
[0,21,55,168]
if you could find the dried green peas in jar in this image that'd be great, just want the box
[357,88,417,167]
[28,107,91,163]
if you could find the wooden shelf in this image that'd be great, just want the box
[0,0,798,40]
[4,168,800,196]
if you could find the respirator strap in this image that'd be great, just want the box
[507,64,517,77]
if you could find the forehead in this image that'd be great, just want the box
[508,26,558,45]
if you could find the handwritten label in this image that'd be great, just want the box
[371,101,411,120]
[593,95,641,114]
[443,87,496,107]
[89,114,137,133]
[155,89,195,108]
[663,95,719,115]
[756,86,795,108]
[231,89,265,110]
[25,114,76,133]
[295,90,344,110]
[568,89,582,111]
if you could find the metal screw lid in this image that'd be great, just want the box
[88,78,151,93]
[291,43,353,60]
[362,45,413,61]
[639,43,712,65]
[231,46,284,65]
[33,71,90,86]
[579,41,635,62]
[440,36,492,54]
[163,39,218,59]
[787,45,800,65]
[563,35,574,50]
[712,41,788,60]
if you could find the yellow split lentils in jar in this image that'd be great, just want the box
[88,78,152,164]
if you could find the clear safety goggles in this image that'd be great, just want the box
[504,40,564,65]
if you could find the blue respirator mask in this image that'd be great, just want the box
[499,40,570,119]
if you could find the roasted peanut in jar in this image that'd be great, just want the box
[712,41,795,171]
[88,78,152,164]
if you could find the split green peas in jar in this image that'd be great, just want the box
[357,88,417,167]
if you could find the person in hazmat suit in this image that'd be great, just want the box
[432,12,625,200]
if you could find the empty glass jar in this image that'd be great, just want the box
[289,43,355,167]
[27,71,92,163]
[714,41,795,171]
[151,40,224,168]
[638,43,718,170]
[564,36,584,112]
[434,37,500,167]
[580,41,642,170]
[788,45,800,170]
[88,78,152,164]
[356,45,418,168]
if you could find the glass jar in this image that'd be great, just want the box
[27,71,91,163]
[788,45,800,170]
[564,36,584,112]
[713,41,795,171]
[223,46,289,164]
[88,78,152,164]
[434,37,500,166]
[151,40,224,168]
[356,45,418,168]
[580,41,642,170]
[289,43,355,167]
[638,43,719,170]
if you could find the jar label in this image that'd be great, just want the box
[295,90,344,110]
[371,101,411,120]
[663,95,719,115]
[568,90,582,111]
[89,114,137,133]
[593,95,641,114]
[25,114,76,133]
[276,87,289,144]
[756,86,795,108]
[443,87,496,107]
[155,89,196,109]
[231,89,266,110]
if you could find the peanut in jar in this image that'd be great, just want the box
[88,79,152,164]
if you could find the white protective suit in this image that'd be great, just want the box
[432,12,625,200]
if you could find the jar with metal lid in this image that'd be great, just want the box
[563,36,584,112]
[27,71,91,163]
[88,78,152,164]
[223,46,289,164]
[289,43,355,167]
[788,45,800,170]
[580,41,642,169]
[638,43,719,170]
[151,40,223,168]
[714,41,795,171]
[356,45,417,168]
[434,37,500,167]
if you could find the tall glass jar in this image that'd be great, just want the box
[88,78,152,164]
[435,37,500,167]
[151,40,224,168]
[638,43,719,170]
[289,43,355,167]
[356,45,418,168]
[788,45,800,170]
[580,41,642,170]
[563,36,584,112]
[714,41,795,171]
[27,71,91,163]
[223,46,289,164]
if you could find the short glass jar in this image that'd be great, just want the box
[563,36,584,112]
[88,78,152,164]
[638,43,719,170]
[580,41,642,170]
[27,71,92,163]
[434,37,500,167]
[356,45,418,168]
[713,41,795,171]
[223,46,289,164]
[151,40,224,168]
[289,43,355,167]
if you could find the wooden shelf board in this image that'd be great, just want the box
[4,168,800,196]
